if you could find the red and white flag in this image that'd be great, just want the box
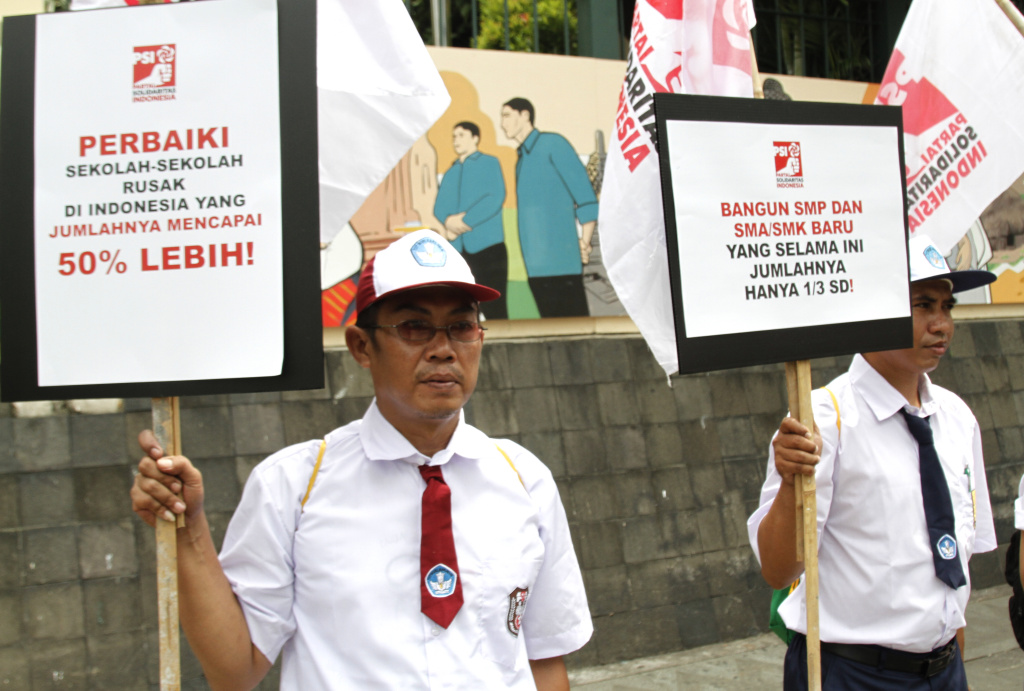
[875,0,1024,253]
[71,0,450,244]
[599,0,755,378]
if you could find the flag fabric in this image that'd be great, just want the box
[875,0,1024,253]
[71,0,450,244]
[315,0,449,243]
[70,0,175,7]
[599,0,756,378]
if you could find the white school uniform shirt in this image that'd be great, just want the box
[748,354,996,653]
[1015,475,1024,529]
[219,400,592,689]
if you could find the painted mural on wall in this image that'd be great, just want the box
[319,51,1024,327]
[318,47,624,326]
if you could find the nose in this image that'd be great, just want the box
[423,327,456,359]
[930,309,953,337]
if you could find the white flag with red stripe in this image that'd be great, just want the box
[71,0,449,243]
[875,0,1024,253]
[599,0,755,378]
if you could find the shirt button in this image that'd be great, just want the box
[431,627,441,636]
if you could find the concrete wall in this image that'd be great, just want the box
[2,321,1023,689]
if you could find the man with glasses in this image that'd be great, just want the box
[130,229,592,689]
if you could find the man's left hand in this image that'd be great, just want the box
[445,213,471,236]
[579,238,593,264]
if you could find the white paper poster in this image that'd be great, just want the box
[33,0,283,386]
[665,120,910,338]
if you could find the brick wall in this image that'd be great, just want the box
[2,321,1022,688]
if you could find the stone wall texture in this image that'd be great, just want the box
[2,322,1023,689]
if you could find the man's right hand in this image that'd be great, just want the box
[131,429,205,527]
[772,417,821,485]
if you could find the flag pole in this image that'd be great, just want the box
[750,36,821,691]
[995,0,1024,37]
[152,396,183,690]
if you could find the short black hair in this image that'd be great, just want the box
[453,121,480,139]
[502,97,534,125]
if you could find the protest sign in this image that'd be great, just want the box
[656,94,913,374]
[0,0,321,401]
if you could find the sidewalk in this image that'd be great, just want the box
[569,585,1024,690]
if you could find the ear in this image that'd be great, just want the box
[345,326,374,369]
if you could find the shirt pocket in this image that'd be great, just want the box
[949,464,976,553]
[476,557,543,671]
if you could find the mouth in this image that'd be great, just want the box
[420,371,461,388]
[923,341,948,356]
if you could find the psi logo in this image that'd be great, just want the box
[774,141,804,189]
[133,44,177,103]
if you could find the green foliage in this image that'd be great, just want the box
[476,0,577,54]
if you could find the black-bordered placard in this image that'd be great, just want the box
[0,0,322,401]
[655,94,912,375]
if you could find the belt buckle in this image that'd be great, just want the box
[923,645,954,678]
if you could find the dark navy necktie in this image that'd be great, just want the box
[900,410,966,589]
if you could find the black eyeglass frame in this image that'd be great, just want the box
[364,319,487,343]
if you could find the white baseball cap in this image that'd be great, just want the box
[908,233,995,293]
[354,230,501,315]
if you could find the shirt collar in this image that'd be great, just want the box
[850,353,937,420]
[519,128,540,155]
[359,399,494,467]
[451,151,481,167]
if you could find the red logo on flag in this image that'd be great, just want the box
[133,44,176,87]
[876,49,957,138]
[774,141,804,188]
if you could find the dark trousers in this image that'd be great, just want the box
[527,274,589,318]
[463,243,508,320]
[784,634,967,691]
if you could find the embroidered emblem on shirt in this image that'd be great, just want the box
[506,587,529,637]
[425,564,458,598]
[924,245,946,270]
[937,534,958,560]
[411,237,446,267]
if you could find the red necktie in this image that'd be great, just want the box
[419,464,463,628]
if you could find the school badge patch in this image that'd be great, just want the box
[937,534,958,560]
[506,587,529,637]
[924,245,946,270]
[410,237,446,267]
[425,564,458,598]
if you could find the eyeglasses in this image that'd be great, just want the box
[367,319,486,343]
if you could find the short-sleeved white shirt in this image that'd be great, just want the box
[1015,475,1024,530]
[219,400,592,689]
[747,354,996,653]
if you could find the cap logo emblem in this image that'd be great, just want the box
[411,237,447,268]
[425,564,458,598]
[937,534,957,560]
[924,245,946,270]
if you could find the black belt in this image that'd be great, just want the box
[820,639,958,678]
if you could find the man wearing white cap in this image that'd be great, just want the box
[130,230,592,689]
[749,234,998,690]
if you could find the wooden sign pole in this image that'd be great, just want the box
[995,0,1024,36]
[152,396,182,691]
[786,361,820,691]
[748,41,821,689]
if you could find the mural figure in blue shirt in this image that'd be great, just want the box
[501,97,598,318]
[434,121,508,319]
